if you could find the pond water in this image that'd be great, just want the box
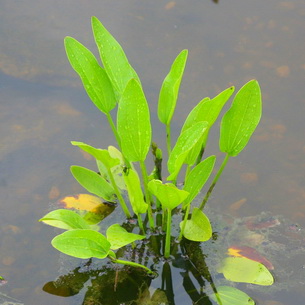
[1,0,305,304]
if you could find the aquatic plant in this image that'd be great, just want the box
[40,16,271,304]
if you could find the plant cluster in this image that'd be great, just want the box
[40,17,262,280]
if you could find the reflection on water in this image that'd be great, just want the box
[1,0,305,304]
[40,207,305,304]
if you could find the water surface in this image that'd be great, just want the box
[1,1,305,304]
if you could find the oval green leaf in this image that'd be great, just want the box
[210,286,255,305]
[106,224,145,250]
[91,16,141,97]
[117,79,152,162]
[219,256,274,286]
[167,121,208,181]
[70,166,115,202]
[180,207,212,242]
[51,229,110,259]
[123,168,148,215]
[148,179,189,210]
[158,49,188,125]
[183,155,216,208]
[219,80,262,157]
[39,209,90,230]
[64,36,116,114]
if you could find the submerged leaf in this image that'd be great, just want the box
[70,166,115,201]
[210,286,255,305]
[39,209,90,230]
[64,36,116,114]
[158,49,188,125]
[91,16,140,97]
[228,246,274,270]
[219,256,274,286]
[167,121,208,180]
[148,179,189,210]
[52,229,110,259]
[117,79,152,162]
[183,155,216,208]
[106,224,145,250]
[219,80,262,156]
[181,208,212,242]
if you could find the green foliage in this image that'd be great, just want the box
[64,37,116,114]
[167,121,208,180]
[117,79,152,162]
[70,165,115,201]
[39,209,90,230]
[123,168,148,215]
[158,49,188,126]
[180,208,212,242]
[183,155,216,208]
[219,80,262,156]
[210,286,255,305]
[148,179,189,210]
[41,16,266,290]
[91,16,140,98]
[52,229,111,259]
[106,224,145,250]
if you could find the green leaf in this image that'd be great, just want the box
[123,168,148,215]
[71,141,120,169]
[64,37,116,114]
[51,229,110,259]
[219,80,262,157]
[70,166,115,201]
[167,121,208,180]
[117,79,152,162]
[180,208,212,241]
[183,155,216,208]
[219,257,274,286]
[210,286,255,305]
[148,179,189,210]
[106,224,145,250]
[181,86,235,133]
[91,16,141,97]
[39,209,90,230]
[158,50,188,125]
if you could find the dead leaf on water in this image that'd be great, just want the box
[53,103,81,116]
[164,1,176,10]
[276,65,290,78]
[48,186,60,200]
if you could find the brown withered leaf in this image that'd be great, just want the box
[228,246,274,270]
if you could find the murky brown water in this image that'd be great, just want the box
[1,0,305,304]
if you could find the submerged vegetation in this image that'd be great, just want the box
[40,16,273,304]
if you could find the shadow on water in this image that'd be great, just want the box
[42,234,218,305]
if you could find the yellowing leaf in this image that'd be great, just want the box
[59,194,113,213]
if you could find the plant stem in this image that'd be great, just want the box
[164,208,172,258]
[166,124,171,155]
[185,164,191,181]
[107,168,131,218]
[199,153,230,210]
[106,112,121,147]
[137,214,145,233]
[139,160,155,229]
[106,112,132,169]
[178,203,191,241]
[110,257,155,275]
